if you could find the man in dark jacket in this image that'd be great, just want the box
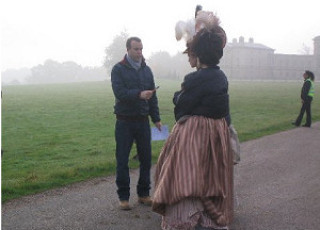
[111,37,162,210]
[292,70,315,127]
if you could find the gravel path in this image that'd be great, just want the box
[2,122,320,230]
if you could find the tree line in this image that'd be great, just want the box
[2,31,193,85]
[2,60,108,85]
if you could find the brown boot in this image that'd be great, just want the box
[138,196,153,206]
[119,200,131,210]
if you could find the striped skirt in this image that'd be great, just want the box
[152,116,233,229]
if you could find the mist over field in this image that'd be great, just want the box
[2,30,319,85]
[2,39,319,85]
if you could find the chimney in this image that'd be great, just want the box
[313,36,320,56]
[249,37,254,43]
[239,36,244,44]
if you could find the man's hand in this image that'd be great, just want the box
[139,90,155,100]
[155,121,162,131]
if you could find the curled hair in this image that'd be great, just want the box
[305,70,315,81]
[189,28,223,66]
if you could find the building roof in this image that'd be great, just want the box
[226,37,274,51]
[227,42,274,50]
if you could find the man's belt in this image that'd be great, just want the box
[116,114,148,122]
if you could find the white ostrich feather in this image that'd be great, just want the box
[195,10,221,33]
[175,19,195,42]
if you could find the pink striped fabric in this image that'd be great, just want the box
[152,116,233,227]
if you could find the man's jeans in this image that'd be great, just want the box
[115,119,151,201]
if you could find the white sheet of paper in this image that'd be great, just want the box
[151,125,169,141]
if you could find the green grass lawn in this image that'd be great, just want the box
[1,79,319,202]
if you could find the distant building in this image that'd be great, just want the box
[220,35,320,80]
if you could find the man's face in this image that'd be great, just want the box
[303,73,308,79]
[128,41,143,62]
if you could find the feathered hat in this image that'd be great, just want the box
[175,5,227,51]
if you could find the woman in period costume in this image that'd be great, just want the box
[152,9,233,230]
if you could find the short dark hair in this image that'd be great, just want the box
[126,37,142,50]
[305,70,315,81]
[190,28,223,66]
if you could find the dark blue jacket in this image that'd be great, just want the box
[111,55,161,123]
[173,66,229,122]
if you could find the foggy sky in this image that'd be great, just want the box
[1,0,320,71]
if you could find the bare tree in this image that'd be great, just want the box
[104,30,129,74]
[299,43,312,55]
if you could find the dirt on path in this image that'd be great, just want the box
[2,122,320,230]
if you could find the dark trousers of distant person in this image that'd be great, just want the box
[115,119,151,201]
[294,99,312,127]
